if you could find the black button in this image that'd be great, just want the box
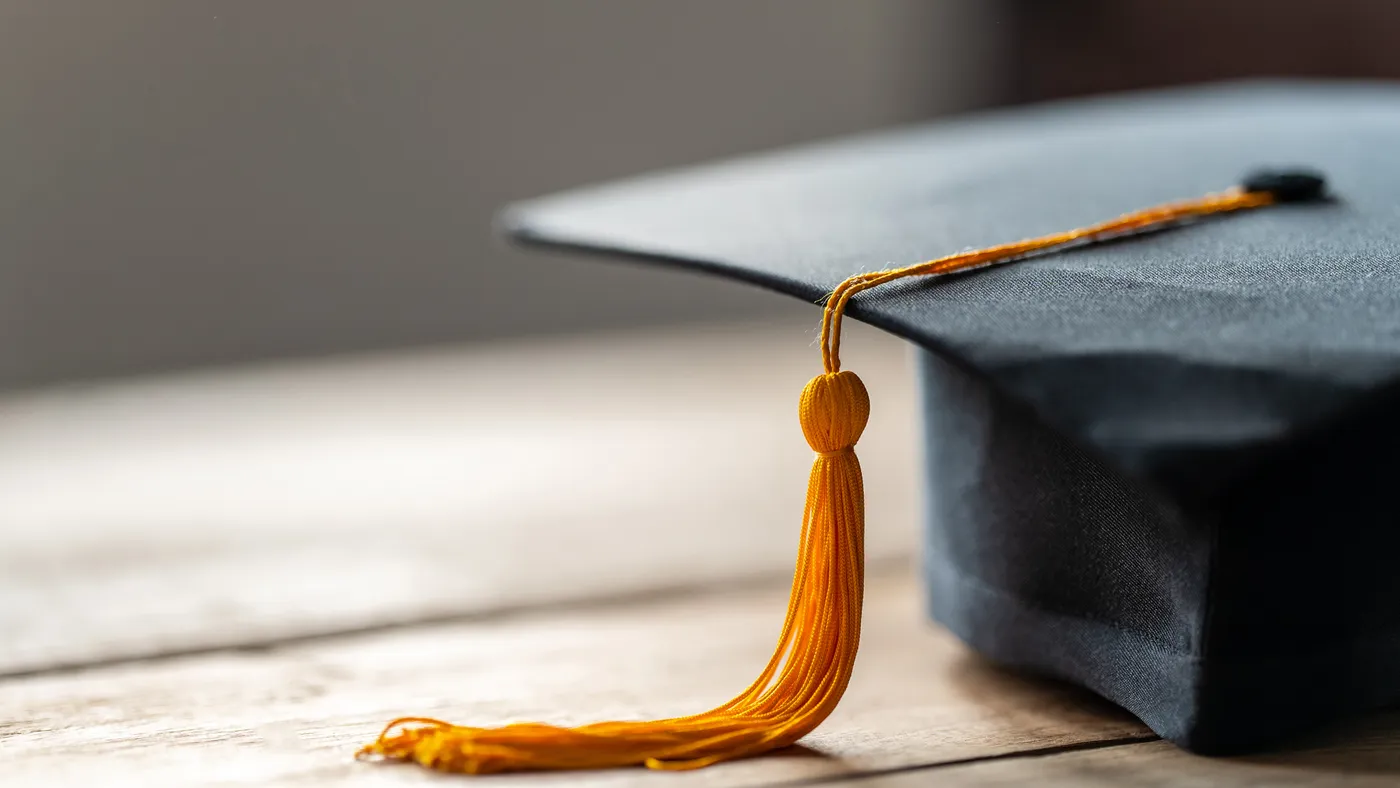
[1242,169,1327,202]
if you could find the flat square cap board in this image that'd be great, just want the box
[502,81,1400,755]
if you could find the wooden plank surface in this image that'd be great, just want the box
[0,570,1150,788]
[862,718,1400,787]
[0,321,918,676]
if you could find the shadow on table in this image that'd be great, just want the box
[945,649,1146,732]
[949,648,1400,778]
[1236,713,1400,777]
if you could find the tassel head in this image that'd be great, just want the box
[799,371,870,454]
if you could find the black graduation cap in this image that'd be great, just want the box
[500,82,1400,756]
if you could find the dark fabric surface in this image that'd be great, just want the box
[503,81,1400,753]
[918,347,1400,753]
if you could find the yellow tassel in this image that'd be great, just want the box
[356,372,868,773]
[356,183,1283,774]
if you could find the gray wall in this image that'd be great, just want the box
[0,0,1002,389]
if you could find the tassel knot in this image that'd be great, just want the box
[799,371,869,454]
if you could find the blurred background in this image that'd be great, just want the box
[5,0,1400,389]
[0,0,995,389]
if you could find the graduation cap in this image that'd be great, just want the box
[357,81,1399,772]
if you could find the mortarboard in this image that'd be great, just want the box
[356,81,1400,771]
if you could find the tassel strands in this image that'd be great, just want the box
[356,372,869,774]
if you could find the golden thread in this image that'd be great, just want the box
[356,184,1276,774]
[820,187,1274,373]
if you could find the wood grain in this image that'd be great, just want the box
[0,321,919,675]
[0,570,1149,787]
[861,717,1400,787]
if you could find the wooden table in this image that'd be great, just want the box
[3,321,1397,786]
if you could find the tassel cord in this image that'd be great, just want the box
[357,181,1283,775]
